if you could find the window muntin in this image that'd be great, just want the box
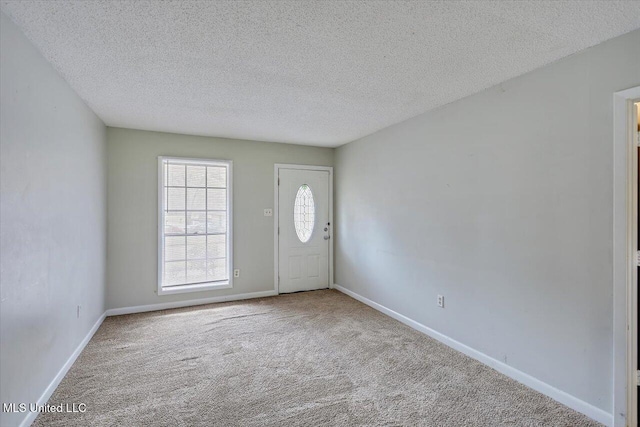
[293,184,315,243]
[159,158,232,294]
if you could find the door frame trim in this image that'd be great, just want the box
[613,86,640,427]
[274,164,334,294]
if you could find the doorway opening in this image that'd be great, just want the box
[613,87,640,427]
[634,101,639,426]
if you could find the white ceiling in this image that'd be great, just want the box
[2,1,639,147]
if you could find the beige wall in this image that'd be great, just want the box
[1,12,107,427]
[106,127,333,309]
[335,29,640,419]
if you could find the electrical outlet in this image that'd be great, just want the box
[437,295,444,308]
[234,269,240,278]
[264,208,273,217]
[77,305,81,318]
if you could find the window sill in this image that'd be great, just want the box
[158,281,232,295]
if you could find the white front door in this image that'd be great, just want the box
[277,167,330,293]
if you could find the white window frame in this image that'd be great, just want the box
[157,156,233,295]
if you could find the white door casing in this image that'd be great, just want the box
[613,87,640,427]
[276,166,331,293]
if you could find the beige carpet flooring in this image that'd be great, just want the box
[34,290,601,426]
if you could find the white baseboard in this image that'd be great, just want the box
[19,312,106,427]
[333,284,612,427]
[105,289,278,316]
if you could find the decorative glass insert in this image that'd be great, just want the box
[294,184,315,243]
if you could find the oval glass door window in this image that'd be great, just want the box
[294,184,315,243]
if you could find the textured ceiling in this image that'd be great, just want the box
[2,1,640,147]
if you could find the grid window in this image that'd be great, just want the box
[159,157,232,294]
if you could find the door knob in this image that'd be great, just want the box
[324,235,330,240]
